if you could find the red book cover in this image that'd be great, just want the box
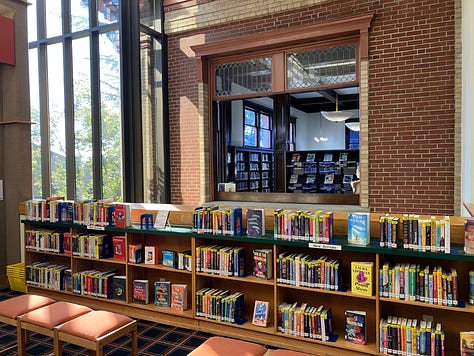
[171,284,188,311]
[112,236,126,261]
[0,16,14,66]
[113,203,131,228]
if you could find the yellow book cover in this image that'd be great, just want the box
[351,261,373,296]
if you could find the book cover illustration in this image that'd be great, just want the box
[128,243,143,264]
[154,280,171,307]
[247,208,265,237]
[345,310,367,345]
[112,275,127,301]
[162,249,177,268]
[253,248,273,279]
[465,218,474,255]
[324,173,334,184]
[171,284,188,311]
[351,261,373,296]
[306,153,316,162]
[348,212,371,246]
[252,300,269,327]
[145,245,158,265]
[113,203,131,228]
[461,331,474,356]
[132,279,149,304]
[112,236,126,261]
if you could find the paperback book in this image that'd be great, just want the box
[247,208,266,237]
[465,218,474,255]
[351,261,373,296]
[461,331,474,356]
[128,243,143,264]
[112,236,126,261]
[154,280,171,307]
[132,279,149,304]
[145,245,158,265]
[112,275,127,301]
[162,249,177,268]
[345,310,367,344]
[252,300,269,327]
[171,284,188,311]
[253,248,273,280]
[347,212,371,246]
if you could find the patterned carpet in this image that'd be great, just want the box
[0,289,212,355]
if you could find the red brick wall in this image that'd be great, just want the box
[166,0,456,214]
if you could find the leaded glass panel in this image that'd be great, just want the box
[287,44,356,89]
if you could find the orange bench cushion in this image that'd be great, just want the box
[57,310,134,341]
[0,294,55,319]
[188,336,267,356]
[19,301,92,330]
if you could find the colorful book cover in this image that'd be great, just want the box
[171,284,188,311]
[461,331,474,356]
[247,208,265,237]
[112,236,126,261]
[128,243,143,264]
[351,261,373,296]
[113,203,132,228]
[132,279,149,304]
[112,275,127,301]
[154,280,171,307]
[145,245,158,265]
[345,310,367,344]
[465,218,474,255]
[253,248,273,280]
[252,300,269,327]
[162,249,177,268]
[348,212,371,246]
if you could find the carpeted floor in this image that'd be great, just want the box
[0,289,213,355]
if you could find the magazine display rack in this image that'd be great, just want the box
[19,205,472,356]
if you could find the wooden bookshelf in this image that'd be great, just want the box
[19,205,472,355]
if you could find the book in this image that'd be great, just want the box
[154,280,171,307]
[461,331,474,356]
[144,245,158,264]
[128,243,143,264]
[306,153,316,162]
[323,153,333,162]
[112,275,127,301]
[112,236,126,261]
[162,249,177,268]
[347,212,371,246]
[253,248,273,279]
[132,279,149,304]
[351,261,373,296]
[247,208,265,237]
[339,152,348,162]
[345,310,367,344]
[324,173,334,184]
[171,284,188,311]
[113,203,131,228]
[252,300,269,327]
[465,218,474,254]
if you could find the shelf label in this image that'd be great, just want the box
[308,243,342,250]
[87,225,106,231]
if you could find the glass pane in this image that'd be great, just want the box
[29,48,42,198]
[244,125,257,147]
[98,0,120,25]
[259,129,271,149]
[244,109,256,126]
[216,57,272,97]
[28,0,37,42]
[71,0,90,32]
[140,0,162,31]
[47,43,66,197]
[287,44,356,89]
[260,114,270,129]
[99,31,122,201]
[46,0,63,37]
[73,36,93,200]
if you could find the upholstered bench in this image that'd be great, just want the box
[54,310,138,356]
[17,301,92,356]
[188,336,267,356]
[0,294,55,355]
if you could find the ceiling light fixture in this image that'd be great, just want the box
[345,121,360,131]
[321,93,353,122]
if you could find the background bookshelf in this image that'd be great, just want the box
[230,146,274,192]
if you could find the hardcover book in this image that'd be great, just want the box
[132,279,149,304]
[461,331,474,356]
[112,236,126,261]
[145,245,158,265]
[128,243,143,264]
[112,275,127,301]
[348,212,371,246]
[345,310,367,345]
[154,280,171,307]
[162,249,177,268]
[171,284,188,311]
[351,261,373,296]
[465,218,474,255]
[253,248,273,279]
[247,208,265,237]
[252,300,269,327]
[113,203,131,228]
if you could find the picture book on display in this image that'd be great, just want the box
[154,280,171,307]
[113,203,131,228]
[162,249,177,268]
[112,236,126,261]
[247,208,265,237]
[144,245,158,265]
[347,212,371,246]
[253,248,273,279]
[351,261,373,296]
[112,275,127,301]
[132,279,149,304]
[171,284,188,311]
[461,331,474,356]
[345,310,367,345]
[128,243,143,264]
[252,300,269,327]
[465,218,474,255]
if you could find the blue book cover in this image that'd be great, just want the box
[348,212,371,246]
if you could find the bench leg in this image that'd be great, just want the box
[53,331,62,356]
[132,327,138,356]
[17,321,27,356]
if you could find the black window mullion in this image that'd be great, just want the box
[90,30,102,200]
